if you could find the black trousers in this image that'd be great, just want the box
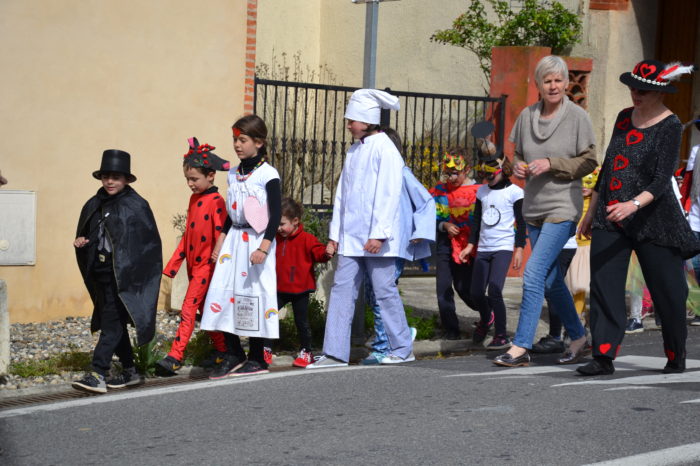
[92,273,135,376]
[436,251,475,335]
[278,292,312,351]
[590,229,688,362]
[469,250,513,336]
[546,247,577,338]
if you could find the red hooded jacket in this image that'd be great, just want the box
[276,224,330,294]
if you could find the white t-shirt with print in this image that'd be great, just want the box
[476,183,524,252]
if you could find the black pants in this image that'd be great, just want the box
[469,250,513,336]
[590,229,688,362]
[225,334,267,368]
[92,273,135,376]
[546,247,577,338]
[436,251,475,335]
[278,292,312,351]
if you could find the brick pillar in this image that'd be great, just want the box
[244,0,258,115]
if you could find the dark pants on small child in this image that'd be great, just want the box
[470,250,513,336]
[92,272,135,376]
[277,292,313,351]
[435,234,475,336]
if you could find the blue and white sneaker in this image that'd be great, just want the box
[360,351,387,366]
[380,352,416,364]
[410,327,417,342]
[625,318,644,334]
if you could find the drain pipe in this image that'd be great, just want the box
[0,280,7,376]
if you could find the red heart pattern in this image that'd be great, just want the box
[639,63,656,78]
[626,130,643,146]
[665,349,675,361]
[242,231,249,242]
[609,177,622,191]
[613,155,629,171]
[616,118,630,131]
[607,200,619,206]
[615,345,621,357]
[599,343,611,354]
[232,201,237,210]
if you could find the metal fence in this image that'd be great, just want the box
[254,78,507,211]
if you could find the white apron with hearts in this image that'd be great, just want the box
[201,162,279,338]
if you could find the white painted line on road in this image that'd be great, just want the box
[0,365,369,419]
[551,371,700,388]
[444,366,574,377]
[680,399,700,404]
[583,442,700,466]
[603,386,656,391]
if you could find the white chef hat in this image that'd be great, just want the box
[344,89,400,124]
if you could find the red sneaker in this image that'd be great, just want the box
[293,349,314,368]
[263,347,273,366]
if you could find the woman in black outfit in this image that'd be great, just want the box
[577,59,700,376]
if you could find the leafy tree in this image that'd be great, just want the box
[431,0,582,83]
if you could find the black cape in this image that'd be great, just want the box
[75,185,162,346]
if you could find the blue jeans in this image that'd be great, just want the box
[692,231,700,286]
[513,222,585,349]
[366,258,405,354]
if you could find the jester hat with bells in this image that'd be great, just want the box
[182,137,230,171]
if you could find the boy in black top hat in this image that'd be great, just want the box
[72,149,162,393]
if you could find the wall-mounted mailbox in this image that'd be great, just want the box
[0,191,37,266]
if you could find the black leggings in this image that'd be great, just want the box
[436,252,475,334]
[224,334,267,368]
[469,250,513,336]
[277,292,313,351]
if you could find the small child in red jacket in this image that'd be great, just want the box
[156,138,230,375]
[276,197,331,367]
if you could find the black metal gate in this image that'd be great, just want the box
[254,78,507,211]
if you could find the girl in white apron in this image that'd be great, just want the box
[201,115,281,378]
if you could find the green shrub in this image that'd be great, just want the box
[182,331,215,367]
[132,335,167,376]
[364,303,437,341]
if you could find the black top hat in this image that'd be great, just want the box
[93,149,137,182]
[619,59,697,94]
[182,137,230,171]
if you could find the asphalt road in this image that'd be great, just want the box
[2,328,700,466]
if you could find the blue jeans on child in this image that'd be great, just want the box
[512,221,586,349]
[365,258,405,354]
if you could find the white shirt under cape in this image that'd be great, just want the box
[329,132,404,257]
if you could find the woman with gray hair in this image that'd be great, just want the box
[493,55,597,367]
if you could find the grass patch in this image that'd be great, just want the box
[10,349,92,377]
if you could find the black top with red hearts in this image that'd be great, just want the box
[593,107,700,259]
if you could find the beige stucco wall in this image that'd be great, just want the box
[0,0,248,323]
[258,0,486,94]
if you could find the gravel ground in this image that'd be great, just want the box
[1,311,182,392]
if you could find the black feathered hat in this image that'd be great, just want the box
[182,137,230,171]
[93,149,136,182]
[619,59,696,94]
[471,121,503,163]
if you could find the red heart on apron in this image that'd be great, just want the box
[599,343,611,354]
[612,155,629,171]
[242,231,249,242]
[609,177,622,191]
[639,63,656,78]
[625,129,643,146]
[616,118,630,131]
[231,201,237,210]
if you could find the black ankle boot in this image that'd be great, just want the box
[576,357,614,376]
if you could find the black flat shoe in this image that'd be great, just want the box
[558,343,591,365]
[576,358,614,376]
[493,351,530,367]
[663,359,686,374]
[531,335,565,354]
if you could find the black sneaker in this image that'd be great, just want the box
[106,367,143,389]
[531,335,565,353]
[208,354,246,380]
[72,372,107,394]
[229,360,269,377]
[200,350,227,368]
[155,356,182,376]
